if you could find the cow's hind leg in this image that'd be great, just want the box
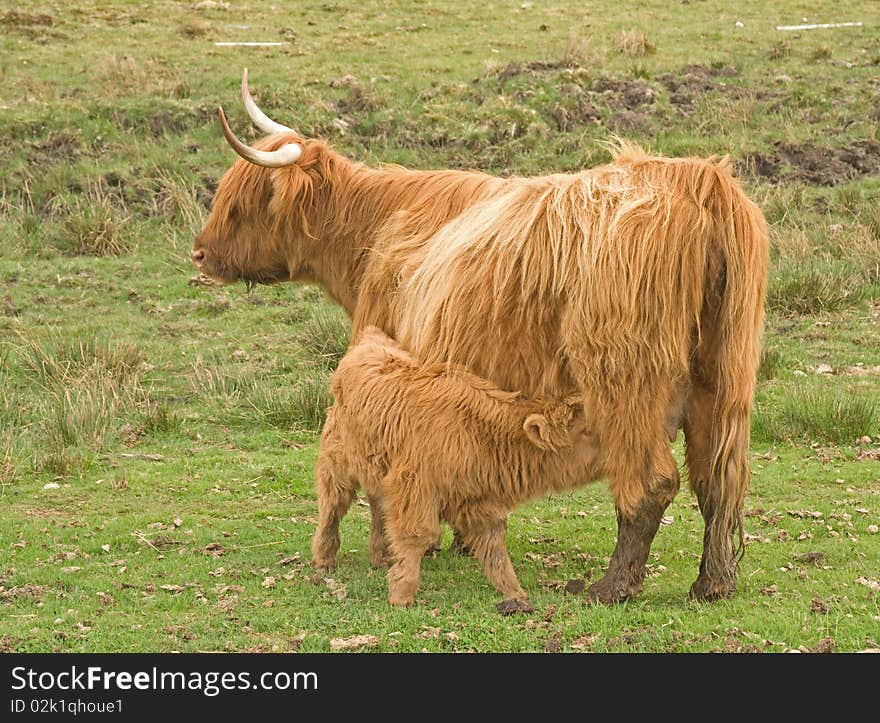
[684,382,745,601]
[587,440,680,605]
[311,462,357,574]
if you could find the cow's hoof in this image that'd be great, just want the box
[496,597,534,615]
[689,575,736,602]
[311,558,336,575]
[423,542,442,558]
[449,532,473,557]
[370,554,390,569]
[586,574,641,605]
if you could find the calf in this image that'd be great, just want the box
[310,327,600,612]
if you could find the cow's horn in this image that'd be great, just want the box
[218,107,302,167]
[241,68,295,135]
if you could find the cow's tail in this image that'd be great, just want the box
[687,159,768,592]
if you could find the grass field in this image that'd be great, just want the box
[1,0,878,652]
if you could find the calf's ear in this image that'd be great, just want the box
[523,414,556,451]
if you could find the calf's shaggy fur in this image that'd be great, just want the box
[311,327,598,610]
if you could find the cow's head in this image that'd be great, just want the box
[192,69,334,286]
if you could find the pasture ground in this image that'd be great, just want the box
[1,0,878,652]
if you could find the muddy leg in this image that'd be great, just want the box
[587,456,680,605]
[366,495,391,568]
[448,527,474,557]
[311,464,356,574]
[685,383,742,601]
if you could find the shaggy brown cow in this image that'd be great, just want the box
[193,69,768,603]
[312,326,595,610]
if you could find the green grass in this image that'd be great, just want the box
[1,0,879,653]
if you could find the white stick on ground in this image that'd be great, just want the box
[776,21,862,31]
[214,41,288,46]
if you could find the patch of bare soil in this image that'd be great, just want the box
[741,140,880,185]
[496,60,569,84]
[0,9,54,29]
[593,78,657,110]
[1,9,64,42]
[655,64,741,107]
[31,130,83,163]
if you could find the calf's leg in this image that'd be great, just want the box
[311,462,357,573]
[382,471,441,606]
[450,512,531,614]
[367,494,390,568]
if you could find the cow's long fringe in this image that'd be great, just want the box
[390,142,767,524]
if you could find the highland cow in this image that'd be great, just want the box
[193,69,768,603]
[311,327,597,611]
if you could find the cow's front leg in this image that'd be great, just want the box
[587,465,679,604]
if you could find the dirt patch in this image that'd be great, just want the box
[148,111,190,138]
[0,583,45,603]
[609,110,649,132]
[496,60,568,84]
[656,63,741,107]
[109,108,197,139]
[0,9,54,29]
[28,130,83,164]
[740,140,880,185]
[548,97,600,131]
[1,9,64,42]
[336,85,377,116]
[593,78,657,110]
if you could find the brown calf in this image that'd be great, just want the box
[311,327,600,611]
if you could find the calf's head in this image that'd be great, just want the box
[192,69,334,286]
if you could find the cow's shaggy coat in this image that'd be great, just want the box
[312,327,595,609]
[195,98,768,602]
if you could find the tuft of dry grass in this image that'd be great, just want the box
[767,263,867,314]
[179,20,210,38]
[19,333,143,387]
[247,370,333,432]
[616,29,654,57]
[767,40,791,60]
[49,181,133,256]
[563,32,604,66]
[189,356,257,405]
[770,226,811,263]
[294,305,351,370]
[810,44,832,61]
[97,54,189,99]
[153,169,205,231]
[833,224,880,286]
[754,383,879,444]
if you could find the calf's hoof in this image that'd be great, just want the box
[689,575,736,602]
[387,594,414,607]
[496,597,534,615]
[586,574,642,605]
